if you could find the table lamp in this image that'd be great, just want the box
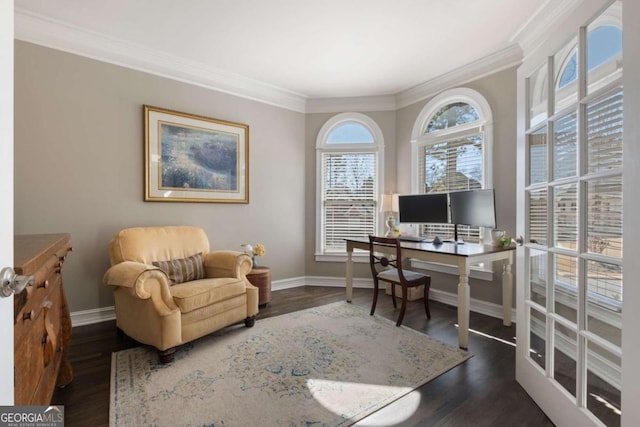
[381,193,399,237]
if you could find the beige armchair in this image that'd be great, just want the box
[103,226,258,363]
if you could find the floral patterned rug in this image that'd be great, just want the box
[110,302,471,426]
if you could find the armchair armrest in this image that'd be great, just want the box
[103,261,177,312]
[203,251,252,279]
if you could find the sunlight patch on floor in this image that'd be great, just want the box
[454,324,516,347]
[307,379,420,425]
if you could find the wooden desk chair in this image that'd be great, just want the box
[368,235,431,326]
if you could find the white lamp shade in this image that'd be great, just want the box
[380,193,400,213]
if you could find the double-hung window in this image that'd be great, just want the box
[316,113,384,260]
[411,88,493,243]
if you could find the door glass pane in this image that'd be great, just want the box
[587,2,622,94]
[586,340,621,426]
[587,177,623,257]
[587,88,623,173]
[554,254,577,324]
[554,183,578,250]
[528,188,547,245]
[586,310,621,350]
[587,260,622,347]
[555,36,579,113]
[529,307,546,371]
[529,127,547,185]
[530,249,547,307]
[553,112,577,179]
[529,63,548,128]
[553,321,577,398]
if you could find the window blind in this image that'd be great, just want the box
[322,152,377,252]
[418,134,484,242]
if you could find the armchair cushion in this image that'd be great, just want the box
[170,277,246,313]
[152,253,205,285]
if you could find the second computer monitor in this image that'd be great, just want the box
[449,189,497,229]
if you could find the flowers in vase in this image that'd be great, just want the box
[241,243,266,267]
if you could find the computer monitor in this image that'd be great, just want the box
[449,189,497,229]
[398,193,448,224]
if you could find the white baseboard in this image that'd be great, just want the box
[71,275,515,326]
[70,306,116,327]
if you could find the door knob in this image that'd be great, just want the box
[515,236,525,246]
[0,267,35,298]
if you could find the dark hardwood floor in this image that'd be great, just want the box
[52,286,554,426]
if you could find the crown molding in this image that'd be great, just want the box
[509,0,585,58]
[306,95,397,114]
[15,3,574,114]
[14,9,308,113]
[395,43,523,110]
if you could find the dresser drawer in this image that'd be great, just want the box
[14,261,62,343]
[13,233,73,406]
[14,313,46,405]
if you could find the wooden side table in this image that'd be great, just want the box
[246,266,271,307]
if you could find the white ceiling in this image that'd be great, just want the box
[15,0,551,103]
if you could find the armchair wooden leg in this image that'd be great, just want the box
[370,279,379,316]
[245,315,256,328]
[158,347,176,364]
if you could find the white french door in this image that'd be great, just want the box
[0,0,14,405]
[515,0,640,426]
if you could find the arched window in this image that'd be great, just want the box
[411,88,493,243]
[316,113,384,258]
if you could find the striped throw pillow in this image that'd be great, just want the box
[152,253,205,285]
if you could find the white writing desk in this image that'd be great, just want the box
[345,237,515,349]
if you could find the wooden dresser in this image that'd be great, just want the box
[13,233,73,405]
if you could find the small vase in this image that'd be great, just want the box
[252,257,258,268]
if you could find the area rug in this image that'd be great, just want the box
[110,302,471,426]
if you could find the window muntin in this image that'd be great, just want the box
[316,113,384,257]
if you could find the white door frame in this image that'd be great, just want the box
[621,0,640,425]
[0,0,15,405]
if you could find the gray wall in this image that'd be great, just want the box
[14,41,306,312]
[14,40,518,313]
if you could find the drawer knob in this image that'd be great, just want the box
[23,310,35,321]
[38,280,50,289]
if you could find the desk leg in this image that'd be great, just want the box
[457,260,471,349]
[346,248,353,303]
[502,253,513,326]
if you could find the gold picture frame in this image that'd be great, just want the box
[144,105,249,203]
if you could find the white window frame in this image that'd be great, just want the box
[410,88,495,280]
[315,112,385,262]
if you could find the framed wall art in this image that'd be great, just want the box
[144,105,249,203]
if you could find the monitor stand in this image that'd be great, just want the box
[454,224,465,245]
